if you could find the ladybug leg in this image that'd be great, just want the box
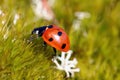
[43,41,47,47]
[43,41,47,52]
[53,47,56,55]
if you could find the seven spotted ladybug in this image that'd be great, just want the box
[31,25,70,53]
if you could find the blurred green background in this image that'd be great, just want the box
[0,0,120,80]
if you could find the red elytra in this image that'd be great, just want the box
[42,25,70,52]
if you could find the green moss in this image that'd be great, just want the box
[0,0,120,80]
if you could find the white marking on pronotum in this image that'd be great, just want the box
[35,30,39,34]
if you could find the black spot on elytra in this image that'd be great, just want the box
[58,31,62,36]
[48,38,53,42]
[61,44,66,49]
[48,25,53,28]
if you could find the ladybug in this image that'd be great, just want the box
[31,25,70,53]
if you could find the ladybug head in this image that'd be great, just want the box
[29,26,47,41]
[31,26,47,36]
[31,25,54,36]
